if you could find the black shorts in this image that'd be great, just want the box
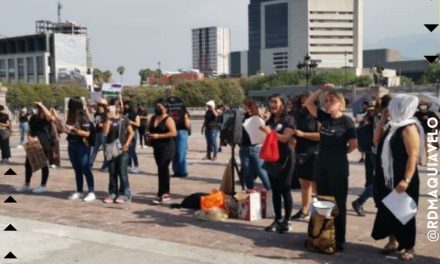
[296,154,316,181]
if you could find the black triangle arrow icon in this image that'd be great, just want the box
[4,252,17,259]
[425,24,439,32]
[4,196,17,203]
[4,224,17,231]
[4,168,17,176]
[424,55,439,63]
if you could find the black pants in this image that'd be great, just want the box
[138,126,146,146]
[0,136,11,159]
[269,150,295,222]
[153,142,175,197]
[25,158,49,185]
[315,156,349,245]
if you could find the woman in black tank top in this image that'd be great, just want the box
[148,99,177,204]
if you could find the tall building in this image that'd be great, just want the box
[231,0,363,76]
[192,27,230,76]
[0,20,93,89]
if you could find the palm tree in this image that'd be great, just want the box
[117,66,125,83]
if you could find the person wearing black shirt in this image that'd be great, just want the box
[240,100,271,190]
[148,99,177,204]
[260,94,296,233]
[304,84,358,252]
[124,101,140,173]
[0,105,11,163]
[18,106,30,146]
[291,93,320,221]
[414,101,439,164]
[15,102,55,194]
[171,107,191,177]
[90,99,109,171]
[201,101,219,161]
[65,97,96,202]
[137,106,149,148]
[103,98,134,204]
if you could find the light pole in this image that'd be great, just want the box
[297,54,318,92]
[344,51,348,88]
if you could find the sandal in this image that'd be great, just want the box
[399,250,415,261]
[380,242,397,255]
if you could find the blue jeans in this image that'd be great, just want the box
[173,130,188,176]
[108,151,131,197]
[19,122,28,145]
[90,132,107,169]
[205,129,219,159]
[68,141,95,193]
[128,130,139,167]
[239,145,271,190]
[357,152,375,205]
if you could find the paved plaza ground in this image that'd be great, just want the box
[0,120,439,264]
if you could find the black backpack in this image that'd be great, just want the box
[170,192,209,209]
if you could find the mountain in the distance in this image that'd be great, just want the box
[365,33,440,61]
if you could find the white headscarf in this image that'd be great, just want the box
[381,94,426,189]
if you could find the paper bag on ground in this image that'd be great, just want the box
[236,191,262,221]
[24,140,47,173]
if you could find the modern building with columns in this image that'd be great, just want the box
[230,0,363,76]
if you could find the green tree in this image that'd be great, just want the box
[350,76,373,87]
[400,76,413,86]
[116,66,125,83]
[425,55,440,83]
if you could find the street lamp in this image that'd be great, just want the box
[297,54,318,92]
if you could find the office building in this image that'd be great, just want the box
[192,27,230,76]
[231,0,363,76]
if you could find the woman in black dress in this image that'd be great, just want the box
[304,83,358,252]
[260,94,296,233]
[148,99,177,204]
[372,94,424,261]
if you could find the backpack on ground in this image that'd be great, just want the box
[170,192,209,209]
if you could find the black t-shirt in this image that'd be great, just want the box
[138,109,149,128]
[29,115,53,149]
[125,111,138,130]
[266,114,296,159]
[292,108,319,154]
[19,113,30,123]
[204,111,219,130]
[317,109,356,156]
[0,113,9,124]
[106,117,130,144]
[414,110,440,134]
[94,113,107,134]
[66,115,91,143]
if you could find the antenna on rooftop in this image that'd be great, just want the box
[57,0,63,23]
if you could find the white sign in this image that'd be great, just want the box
[382,190,418,225]
[243,116,266,145]
[102,83,123,97]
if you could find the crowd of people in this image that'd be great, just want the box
[1,82,437,261]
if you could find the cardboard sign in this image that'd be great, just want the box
[102,83,123,98]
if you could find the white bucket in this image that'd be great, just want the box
[313,201,335,218]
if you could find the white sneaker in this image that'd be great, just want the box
[83,192,96,202]
[68,192,84,200]
[32,186,46,194]
[131,167,140,173]
[15,185,31,192]
[50,164,57,169]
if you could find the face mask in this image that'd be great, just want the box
[32,108,39,115]
[419,105,428,111]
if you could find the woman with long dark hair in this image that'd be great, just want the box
[240,99,270,190]
[304,84,358,252]
[291,93,320,221]
[147,99,177,204]
[124,101,140,173]
[65,97,96,202]
[260,94,296,233]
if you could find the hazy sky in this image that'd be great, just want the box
[1,0,439,84]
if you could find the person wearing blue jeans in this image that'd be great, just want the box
[18,107,30,146]
[90,100,108,170]
[128,130,139,173]
[124,101,140,173]
[201,101,219,161]
[90,132,108,170]
[173,129,189,177]
[65,97,96,202]
[239,145,271,190]
[352,151,375,216]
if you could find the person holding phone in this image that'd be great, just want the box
[65,97,96,202]
[102,97,134,204]
[304,83,358,252]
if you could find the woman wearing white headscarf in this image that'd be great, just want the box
[372,94,425,261]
